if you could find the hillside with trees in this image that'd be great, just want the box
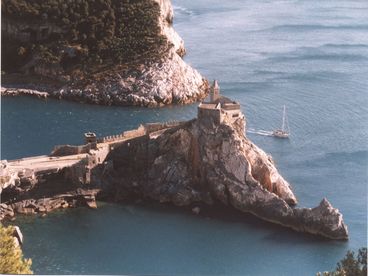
[2,0,170,79]
[1,0,209,107]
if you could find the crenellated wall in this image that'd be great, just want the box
[97,122,185,144]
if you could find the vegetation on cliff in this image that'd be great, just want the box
[0,224,33,274]
[317,247,367,276]
[2,0,170,77]
[1,0,208,106]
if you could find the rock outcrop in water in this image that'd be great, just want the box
[99,85,347,239]
[0,83,348,240]
[1,0,208,106]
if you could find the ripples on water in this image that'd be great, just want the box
[2,0,367,274]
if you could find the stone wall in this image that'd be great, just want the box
[144,121,184,134]
[198,107,221,125]
[97,122,186,144]
[50,144,92,157]
[222,109,243,124]
[98,134,125,144]
[122,125,146,139]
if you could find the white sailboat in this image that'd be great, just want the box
[273,105,290,138]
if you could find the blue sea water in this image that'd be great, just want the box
[1,0,368,275]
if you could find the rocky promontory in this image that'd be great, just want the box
[0,83,348,240]
[99,93,347,240]
[1,0,208,106]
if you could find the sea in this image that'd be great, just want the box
[1,0,367,275]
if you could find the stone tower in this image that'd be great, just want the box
[210,80,220,103]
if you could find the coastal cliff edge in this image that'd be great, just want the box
[1,0,208,106]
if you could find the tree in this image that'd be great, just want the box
[2,0,169,73]
[0,224,33,274]
[317,247,367,276]
[357,247,367,275]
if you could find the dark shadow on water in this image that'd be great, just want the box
[125,200,345,245]
[12,199,344,245]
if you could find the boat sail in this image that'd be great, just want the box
[273,105,290,138]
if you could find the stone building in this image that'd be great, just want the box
[84,132,97,150]
[198,80,242,124]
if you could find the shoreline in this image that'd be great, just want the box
[0,80,208,107]
[9,199,339,243]
[1,86,49,99]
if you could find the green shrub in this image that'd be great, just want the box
[2,0,170,73]
[317,247,367,276]
[0,224,33,274]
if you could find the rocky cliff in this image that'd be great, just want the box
[1,0,208,106]
[98,109,347,240]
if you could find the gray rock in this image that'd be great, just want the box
[0,203,14,220]
[101,108,348,240]
[192,206,201,215]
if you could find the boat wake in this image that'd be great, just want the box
[173,5,194,16]
[247,128,274,137]
[247,106,290,139]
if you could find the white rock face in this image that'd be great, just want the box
[153,0,186,56]
[50,0,208,106]
[129,52,208,105]
[242,140,297,205]
[195,113,297,205]
[52,50,208,106]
